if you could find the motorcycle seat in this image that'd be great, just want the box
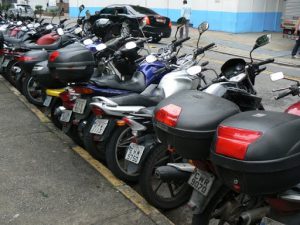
[90,71,146,92]
[23,40,62,50]
[108,93,161,107]
[4,35,23,44]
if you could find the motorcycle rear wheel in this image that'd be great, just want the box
[22,73,44,106]
[139,144,192,210]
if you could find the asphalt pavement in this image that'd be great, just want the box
[0,77,170,225]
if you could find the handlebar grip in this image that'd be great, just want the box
[203,43,215,51]
[200,61,209,67]
[257,58,274,66]
[173,37,190,47]
[275,90,291,100]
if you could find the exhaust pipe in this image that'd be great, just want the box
[155,165,191,182]
[239,206,270,225]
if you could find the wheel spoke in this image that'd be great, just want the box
[154,180,164,193]
[167,182,175,197]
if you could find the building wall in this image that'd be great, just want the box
[69,0,283,33]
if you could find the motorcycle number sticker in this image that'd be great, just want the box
[125,143,145,164]
[43,96,52,107]
[60,110,72,123]
[90,119,109,135]
[259,217,284,225]
[73,98,87,114]
[2,59,9,68]
[188,169,215,196]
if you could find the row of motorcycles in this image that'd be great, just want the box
[1,5,300,224]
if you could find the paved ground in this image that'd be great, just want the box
[0,77,167,225]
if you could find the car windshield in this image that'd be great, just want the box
[131,5,157,15]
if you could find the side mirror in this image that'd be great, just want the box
[27,24,33,28]
[198,22,209,34]
[85,10,91,19]
[57,28,64,36]
[146,55,157,63]
[83,39,93,46]
[270,72,284,81]
[125,42,137,50]
[176,17,186,28]
[21,26,27,31]
[252,34,271,51]
[187,66,202,76]
[79,4,85,12]
[74,27,82,34]
[96,43,107,51]
[229,73,247,82]
[17,21,22,26]
[34,23,40,28]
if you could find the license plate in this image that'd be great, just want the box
[43,96,52,107]
[188,169,215,196]
[156,18,166,23]
[125,143,145,164]
[2,59,9,68]
[73,98,87,114]
[260,217,284,225]
[90,119,108,135]
[60,110,72,122]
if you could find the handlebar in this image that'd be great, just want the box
[173,37,190,48]
[256,58,274,67]
[275,90,292,100]
[194,43,215,57]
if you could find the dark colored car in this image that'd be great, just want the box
[85,4,172,43]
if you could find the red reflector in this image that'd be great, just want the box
[169,21,172,28]
[49,51,60,62]
[155,104,182,127]
[59,91,71,102]
[122,117,132,126]
[91,106,103,116]
[17,56,36,62]
[215,126,262,160]
[73,86,94,95]
[143,16,150,25]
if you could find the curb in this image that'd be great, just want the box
[2,78,175,225]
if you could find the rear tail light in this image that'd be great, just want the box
[266,198,300,212]
[49,51,60,62]
[155,104,182,127]
[91,106,104,116]
[73,86,94,95]
[143,16,151,25]
[169,21,172,28]
[17,56,36,62]
[215,126,262,160]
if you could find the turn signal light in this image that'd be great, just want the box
[155,104,182,127]
[215,126,262,160]
[73,86,94,95]
[91,106,103,116]
[49,51,60,62]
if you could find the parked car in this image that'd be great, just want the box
[7,4,34,19]
[85,4,172,43]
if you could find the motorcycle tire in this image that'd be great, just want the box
[22,73,44,106]
[139,144,192,210]
[105,126,139,183]
[49,98,63,129]
[83,115,106,161]
[6,60,20,87]
[66,125,84,147]
[15,71,26,93]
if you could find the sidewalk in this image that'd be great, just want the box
[166,26,300,67]
[0,77,172,225]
